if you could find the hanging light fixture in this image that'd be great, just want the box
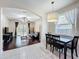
[48,13,58,22]
[47,0,58,22]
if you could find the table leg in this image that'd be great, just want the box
[71,49,73,59]
[46,42,47,49]
[64,44,67,59]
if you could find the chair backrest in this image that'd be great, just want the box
[72,36,79,48]
[46,34,52,42]
[21,36,27,40]
[51,35,60,40]
[46,34,52,38]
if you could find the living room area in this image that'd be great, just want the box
[2,8,41,51]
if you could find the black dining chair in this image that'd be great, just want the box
[66,36,79,59]
[51,35,64,59]
[46,34,52,51]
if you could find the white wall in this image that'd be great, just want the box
[0,8,1,52]
[0,8,3,52]
[8,20,15,36]
[40,14,48,48]
[48,22,55,34]
[34,20,41,32]
[2,13,9,29]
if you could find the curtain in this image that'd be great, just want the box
[65,8,77,24]
[15,22,19,37]
[28,23,30,34]
[65,8,78,34]
[56,8,78,35]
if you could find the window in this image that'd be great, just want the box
[17,23,28,36]
[56,14,72,34]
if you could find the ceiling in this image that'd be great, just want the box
[0,0,78,16]
[3,8,41,22]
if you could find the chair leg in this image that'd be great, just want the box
[59,49,61,59]
[61,49,63,53]
[52,46,54,53]
[50,44,52,51]
[71,49,74,59]
[75,48,78,57]
[55,47,58,51]
[46,43,47,49]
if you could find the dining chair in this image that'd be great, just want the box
[66,36,79,59]
[51,35,64,59]
[46,34,52,51]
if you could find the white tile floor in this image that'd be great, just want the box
[0,43,59,59]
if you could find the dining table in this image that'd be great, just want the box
[51,35,74,59]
